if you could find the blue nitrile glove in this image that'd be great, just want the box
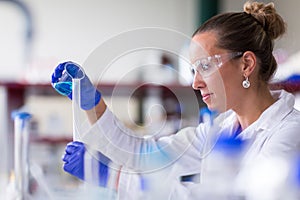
[62,141,109,187]
[51,61,101,110]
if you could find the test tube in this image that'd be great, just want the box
[72,75,84,141]
[13,112,32,200]
[67,63,118,198]
[68,64,110,195]
[56,62,86,140]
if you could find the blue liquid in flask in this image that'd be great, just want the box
[54,81,72,96]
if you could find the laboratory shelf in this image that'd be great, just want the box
[0,81,195,96]
[30,135,72,144]
[1,79,299,107]
[269,80,300,93]
[0,81,201,142]
[1,79,299,139]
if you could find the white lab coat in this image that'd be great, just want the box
[82,90,300,199]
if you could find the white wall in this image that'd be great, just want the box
[220,0,300,56]
[0,0,199,140]
[0,0,198,82]
[1,0,300,82]
[266,0,300,55]
[2,0,300,82]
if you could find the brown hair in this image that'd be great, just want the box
[193,1,286,82]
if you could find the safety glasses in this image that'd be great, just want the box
[191,52,243,77]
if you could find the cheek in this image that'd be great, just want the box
[204,73,227,111]
[222,73,243,106]
[206,70,241,110]
[205,72,225,94]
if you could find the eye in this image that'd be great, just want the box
[192,57,213,75]
[192,60,201,73]
[190,67,195,75]
[199,58,210,72]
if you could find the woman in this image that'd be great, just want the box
[52,1,300,199]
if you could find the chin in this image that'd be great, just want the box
[207,103,227,114]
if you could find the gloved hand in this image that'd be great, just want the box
[62,141,109,187]
[51,61,101,110]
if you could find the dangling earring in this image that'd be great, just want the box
[242,76,250,89]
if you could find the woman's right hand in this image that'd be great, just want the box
[51,61,101,110]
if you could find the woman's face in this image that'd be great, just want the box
[190,32,244,113]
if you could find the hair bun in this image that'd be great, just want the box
[243,1,286,40]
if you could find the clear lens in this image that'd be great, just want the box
[192,56,219,77]
[192,52,242,77]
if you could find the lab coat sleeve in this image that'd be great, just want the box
[81,108,207,173]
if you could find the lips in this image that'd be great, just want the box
[202,93,213,101]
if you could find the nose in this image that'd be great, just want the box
[192,71,206,90]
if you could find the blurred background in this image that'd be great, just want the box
[0,0,299,199]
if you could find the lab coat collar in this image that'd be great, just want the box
[236,90,295,140]
[252,90,294,131]
[212,90,295,140]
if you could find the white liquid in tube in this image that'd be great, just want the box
[69,65,99,189]
[72,77,82,141]
[62,62,85,141]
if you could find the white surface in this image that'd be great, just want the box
[0,0,198,83]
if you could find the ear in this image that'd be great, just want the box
[241,51,256,77]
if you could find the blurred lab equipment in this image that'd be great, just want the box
[287,156,300,199]
[235,156,291,200]
[0,0,33,81]
[8,112,32,199]
[167,108,246,200]
[0,0,33,51]
[194,131,246,199]
[0,0,33,196]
